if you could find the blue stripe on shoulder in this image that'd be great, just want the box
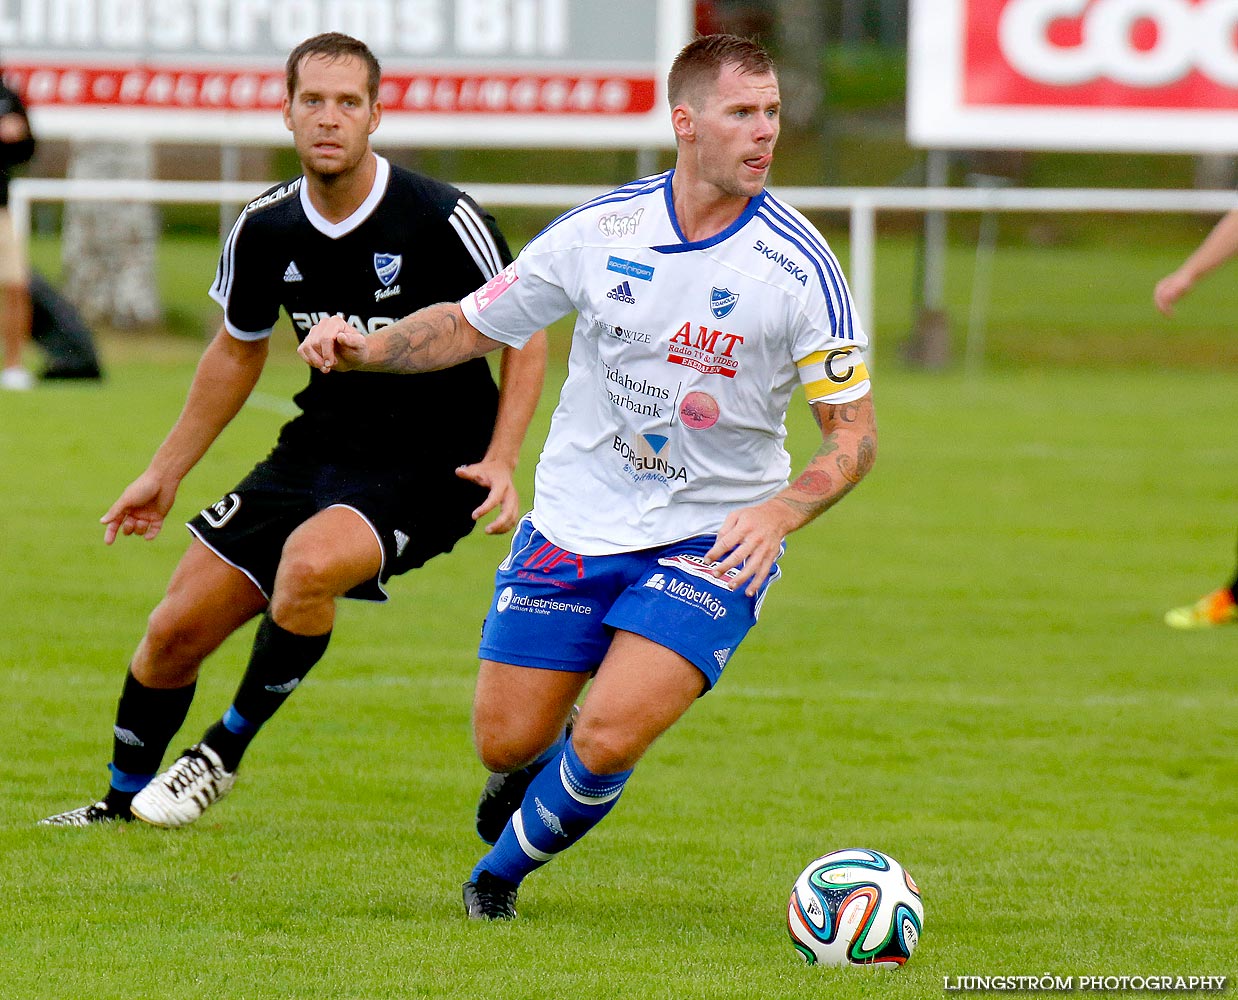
[754,207,854,341]
[760,199,856,337]
[762,193,836,260]
[528,172,671,245]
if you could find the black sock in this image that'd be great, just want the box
[102,787,137,815]
[202,613,331,772]
[108,670,197,808]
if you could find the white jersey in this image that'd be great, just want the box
[460,170,871,556]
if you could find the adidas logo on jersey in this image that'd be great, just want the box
[394,530,410,557]
[283,261,303,282]
[606,281,636,304]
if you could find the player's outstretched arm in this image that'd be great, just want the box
[101,327,268,544]
[299,303,504,374]
[456,329,548,534]
[1154,207,1238,317]
[705,392,878,596]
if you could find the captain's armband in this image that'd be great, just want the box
[797,346,870,402]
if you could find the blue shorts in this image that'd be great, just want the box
[478,517,783,690]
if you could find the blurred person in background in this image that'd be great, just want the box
[1153,212,1237,629]
[0,67,35,391]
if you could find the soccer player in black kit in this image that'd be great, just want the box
[40,33,547,827]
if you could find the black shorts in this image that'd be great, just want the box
[186,450,487,602]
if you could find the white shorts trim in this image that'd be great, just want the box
[186,523,270,600]
[325,502,388,600]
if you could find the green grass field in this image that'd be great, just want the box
[1,323,1233,997]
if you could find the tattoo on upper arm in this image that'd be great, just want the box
[823,401,862,424]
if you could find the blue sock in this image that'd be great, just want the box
[107,765,154,793]
[221,705,259,736]
[473,738,632,885]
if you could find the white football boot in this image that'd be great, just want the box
[39,800,131,826]
[131,743,236,828]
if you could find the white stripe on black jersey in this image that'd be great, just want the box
[210,178,302,339]
[449,197,504,279]
[210,209,245,317]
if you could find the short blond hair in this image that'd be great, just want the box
[667,34,776,109]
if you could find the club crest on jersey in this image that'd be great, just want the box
[710,287,738,319]
[374,253,402,287]
[373,253,402,301]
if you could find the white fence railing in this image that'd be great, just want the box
[12,178,1238,352]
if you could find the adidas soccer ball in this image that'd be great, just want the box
[787,848,924,967]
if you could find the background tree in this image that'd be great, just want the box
[62,140,161,330]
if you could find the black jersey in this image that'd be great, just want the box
[0,79,34,206]
[210,156,511,466]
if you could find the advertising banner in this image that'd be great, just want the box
[1,0,692,146]
[908,0,1238,152]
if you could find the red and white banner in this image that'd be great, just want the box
[909,0,1238,152]
[2,0,690,147]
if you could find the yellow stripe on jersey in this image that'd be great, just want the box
[797,346,871,401]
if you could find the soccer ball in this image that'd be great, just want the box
[787,848,924,967]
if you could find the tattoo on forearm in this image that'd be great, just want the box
[856,435,876,476]
[375,306,461,373]
[789,468,835,497]
[780,426,877,523]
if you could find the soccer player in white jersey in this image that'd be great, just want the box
[299,34,878,919]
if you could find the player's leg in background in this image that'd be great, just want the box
[121,541,267,796]
[0,279,32,390]
[195,505,383,772]
[39,540,266,825]
[466,633,705,916]
[132,507,382,828]
[1229,528,1238,598]
[0,203,33,390]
